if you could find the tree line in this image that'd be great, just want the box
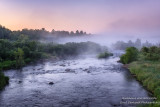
[112,39,153,50]
[0,25,89,41]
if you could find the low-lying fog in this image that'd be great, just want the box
[41,32,160,50]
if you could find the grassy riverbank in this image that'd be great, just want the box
[120,46,160,107]
[129,61,160,99]
[128,61,160,107]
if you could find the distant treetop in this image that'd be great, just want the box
[0,25,91,40]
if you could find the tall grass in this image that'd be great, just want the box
[129,61,160,107]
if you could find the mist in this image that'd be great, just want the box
[1,1,160,106]
[42,32,159,48]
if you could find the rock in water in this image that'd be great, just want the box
[60,64,66,67]
[65,68,71,72]
[49,82,54,85]
[18,81,22,84]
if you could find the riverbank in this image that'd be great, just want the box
[0,72,9,90]
[0,55,57,90]
[127,61,160,106]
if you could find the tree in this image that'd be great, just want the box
[0,72,9,90]
[120,47,139,64]
[135,39,141,49]
[18,34,29,42]
[143,40,152,47]
[76,30,80,35]
[41,28,45,31]
[128,40,134,47]
[80,31,83,35]
[14,48,25,68]
[141,47,149,55]
[70,31,74,36]
[51,29,55,34]
[22,46,30,58]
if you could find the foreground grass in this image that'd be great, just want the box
[128,61,160,107]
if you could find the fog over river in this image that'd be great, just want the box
[0,52,152,107]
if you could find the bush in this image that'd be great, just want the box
[98,52,113,59]
[0,72,9,90]
[141,46,160,61]
[154,87,160,100]
[0,60,16,70]
[120,47,138,64]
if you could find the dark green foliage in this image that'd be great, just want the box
[120,47,138,64]
[0,25,105,90]
[141,46,160,61]
[154,87,160,100]
[0,60,16,70]
[14,48,25,68]
[0,25,12,39]
[0,38,104,70]
[0,25,105,70]
[98,52,113,59]
[141,47,149,54]
[0,72,9,90]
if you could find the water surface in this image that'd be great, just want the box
[0,55,152,107]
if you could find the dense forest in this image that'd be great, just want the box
[120,46,160,106]
[0,25,106,90]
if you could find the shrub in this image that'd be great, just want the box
[120,47,138,64]
[0,72,9,90]
[0,60,16,70]
[141,46,160,61]
[154,87,160,100]
[98,52,113,59]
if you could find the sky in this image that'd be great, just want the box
[0,0,160,40]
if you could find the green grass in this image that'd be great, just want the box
[128,61,160,107]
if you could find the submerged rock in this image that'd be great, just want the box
[87,70,91,73]
[60,64,66,67]
[65,68,75,73]
[83,69,88,71]
[65,68,71,72]
[18,81,22,84]
[37,68,43,70]
[49,82,54,85]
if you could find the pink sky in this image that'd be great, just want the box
[0,0,160,36]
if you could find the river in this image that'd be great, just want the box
[0,53,152,107]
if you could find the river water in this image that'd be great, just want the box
[0,54,152,107]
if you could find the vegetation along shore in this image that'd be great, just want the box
[120,46,160,107]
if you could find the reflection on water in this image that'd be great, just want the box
[0,54,152,107]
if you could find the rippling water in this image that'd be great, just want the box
[0,54,152,107]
